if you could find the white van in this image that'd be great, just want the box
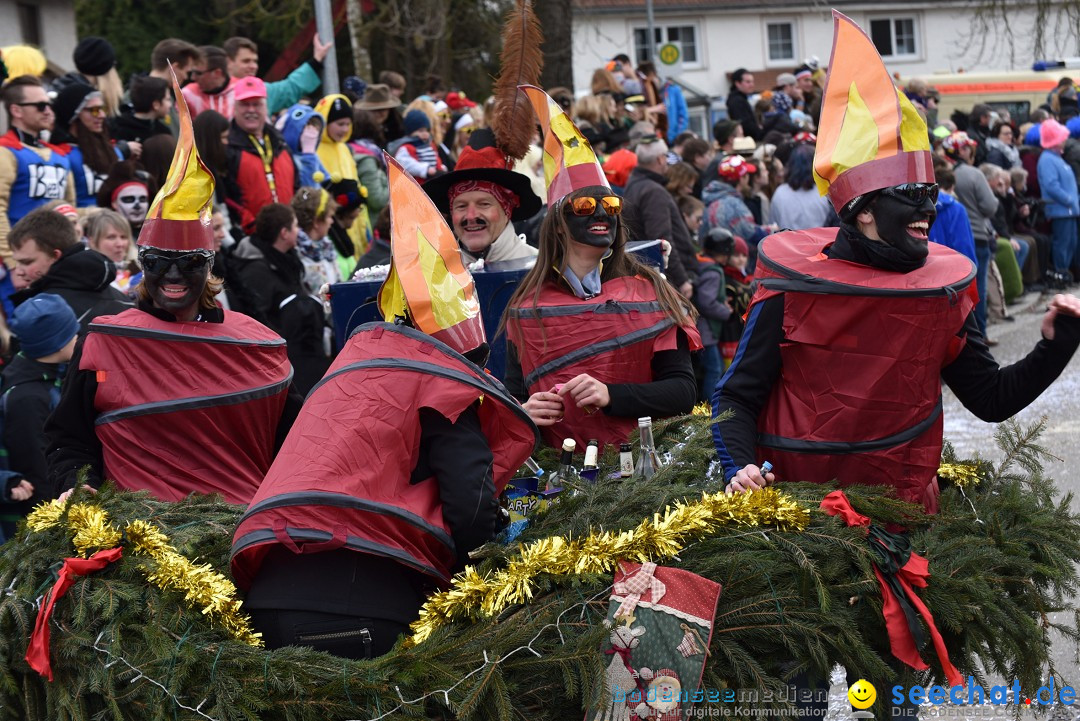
[901,68,1074,124]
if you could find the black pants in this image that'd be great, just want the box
[248,608,409,660]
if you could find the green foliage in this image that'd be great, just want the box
[0,417,1077,720]
[73,0,515,104]
[74,0,320,83]
[74,0,225,80]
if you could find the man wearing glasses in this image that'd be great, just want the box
[714,13,1080,515]
[0,76,76,268]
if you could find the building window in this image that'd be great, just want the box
[869,16,919,59]
[766,21,796,63]
[688,107,708,139]
[16,3,41,47]
[633,24,700,67]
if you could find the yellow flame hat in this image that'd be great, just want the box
[813,11,934,214]
[138,67,215,252]
[518,84,609,206]
[378,154,485,355]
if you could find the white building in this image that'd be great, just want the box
[572,0,1080,134]
[0,0,78,74]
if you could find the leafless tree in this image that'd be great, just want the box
[962,0,1080,68]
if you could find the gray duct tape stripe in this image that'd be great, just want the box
[755,242,975,299]
[95,371,294,426]
[239,491,455,549]
[505,300,663,318]
[231,528,443,580]
[89,323,287,347]
[523,318,675,389]
[757,278,969,298]
[757,397,943,454]
[309,357,536,436]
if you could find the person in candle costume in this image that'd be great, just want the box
[501,85,700,451]
[231,155,538,660]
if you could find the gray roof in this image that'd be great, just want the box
[574,0,952,12]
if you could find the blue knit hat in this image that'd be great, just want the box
[9,294,79,359]
[1024,124,1041,146]
[404,109,431,135]
[1066,116,1080,139]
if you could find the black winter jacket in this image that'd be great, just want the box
[10,245,133,328]
[109,112,173,144]
[1,353,65,503]
[230,237,330,395]
[726,88,763,141]
[622,167,697,289]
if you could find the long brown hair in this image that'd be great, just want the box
[500,188,697,346]
[74,119,119,175]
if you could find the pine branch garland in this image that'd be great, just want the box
[0,417,1078,720]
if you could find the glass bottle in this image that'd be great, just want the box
[583,440,600,471]
[633,417,662,480]
[545,439,579,492]
[519,457,544,480]
[619,443,634,478]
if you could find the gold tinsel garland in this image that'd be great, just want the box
[938,462,982,489]
[409,487,809,644]
[25,501,261,646]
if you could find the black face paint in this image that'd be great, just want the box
[867,192,936,265]
[141,251,210,317]
[564,187,619,249]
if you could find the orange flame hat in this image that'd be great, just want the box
[378,154,485,355]
[813,11,934,213]
[518,84,609,205]
[137,67,215,252]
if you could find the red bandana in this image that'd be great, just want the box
[448,180,520,219]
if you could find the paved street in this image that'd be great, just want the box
[823,293,1080,720]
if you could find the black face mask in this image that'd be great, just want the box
[141,251,210,317]
[563,186,620,249]
[863,192,936,269]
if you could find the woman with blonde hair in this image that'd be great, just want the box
[590,68,624,97]
[665,161,699,200]
[84,209,140,293]
[573,95,617,154]
[70,37,125,117]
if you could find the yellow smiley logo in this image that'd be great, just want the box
[847,679,877,709]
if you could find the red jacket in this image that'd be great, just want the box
[507,276,702,448]
[231,322,538,590]
[224,124,298,233]
[78,308,292,504]
[748,228,977,509]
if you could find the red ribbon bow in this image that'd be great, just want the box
[25,546,124,681]
[820,491,963,688]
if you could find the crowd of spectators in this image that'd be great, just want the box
[1,31,1078,528]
